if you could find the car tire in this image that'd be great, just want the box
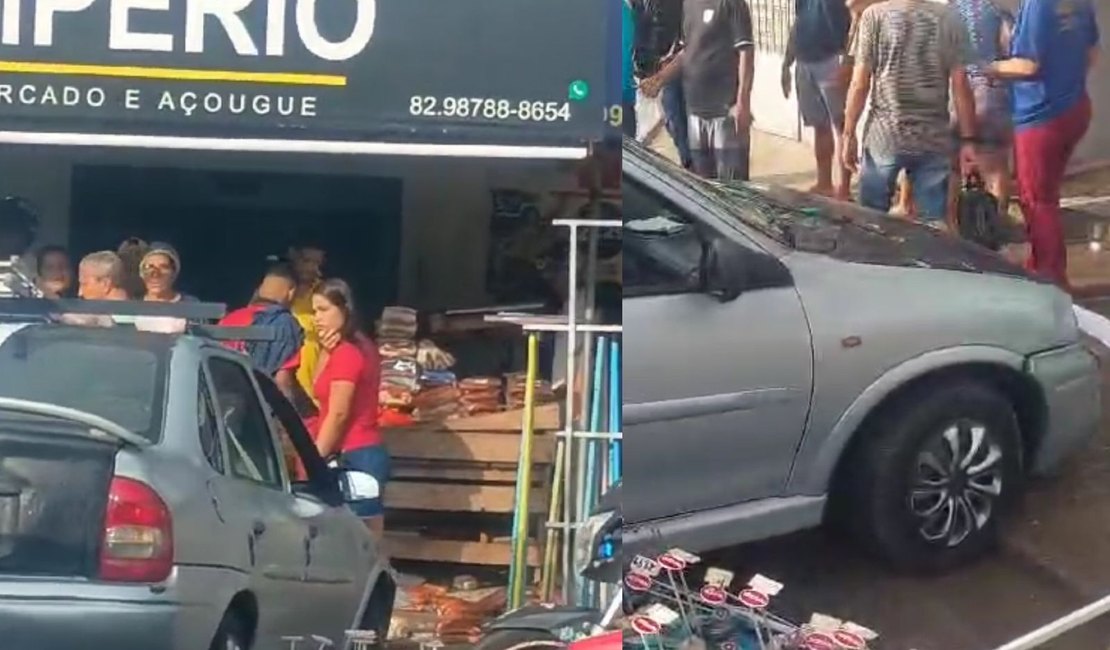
[209,611,251,650]
[474,629,567,650]
[846,379,1023,573]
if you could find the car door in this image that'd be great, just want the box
[254,370,373,643]
[622,160,814,526]
[204,353,312,645]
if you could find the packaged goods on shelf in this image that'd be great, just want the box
[417,338,456,370]
[459,376,503,415]
[420,369,458,387]
[380,338,419,360]
[378,305,419,340]
[381,358,421,392]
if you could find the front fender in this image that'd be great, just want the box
[787,345,1027,495]
[485,605,600,634]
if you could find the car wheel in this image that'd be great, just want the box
[846,379,1023,572]
[474,629,567,650]
[209,611,251,650]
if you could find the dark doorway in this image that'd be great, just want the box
[69,165,404,322]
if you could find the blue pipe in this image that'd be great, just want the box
[579,336,608,606]
[609,338,621,484]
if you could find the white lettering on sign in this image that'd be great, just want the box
[296,0,374,61]
[35,0,95,46]
[185,0,257,56]
[2,0,19,45]
[111,0,172,52]
[3,0,376,61]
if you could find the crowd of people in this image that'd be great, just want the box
[0,197,389,538]
[624,0,1100,288]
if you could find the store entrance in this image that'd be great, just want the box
[68,165,403,320]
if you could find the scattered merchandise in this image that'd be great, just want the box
[505,371,555,409]
[621,551,880,650]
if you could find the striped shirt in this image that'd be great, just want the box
[854,0,973,155]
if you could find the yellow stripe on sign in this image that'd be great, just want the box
[0,60,347,87]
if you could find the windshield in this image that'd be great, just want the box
[0,324,168,441]
[623,138,817,244]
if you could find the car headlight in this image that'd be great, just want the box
[574,510,613,575]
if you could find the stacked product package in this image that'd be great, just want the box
[378,307,420,424]
[412,339,459,421]
[504,372,556,410]
[458,377,502,416]
[376,305,463,424]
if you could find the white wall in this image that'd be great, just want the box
[0,145,576,311]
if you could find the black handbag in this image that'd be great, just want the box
[955,172,1006,251]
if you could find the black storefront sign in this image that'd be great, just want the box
[0,0,611,149]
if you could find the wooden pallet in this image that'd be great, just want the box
[384,404,559,567]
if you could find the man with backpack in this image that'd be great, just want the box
[220,262,306,404]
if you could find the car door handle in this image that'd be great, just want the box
[252,520,267,536]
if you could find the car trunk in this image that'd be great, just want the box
[0,424,117,578]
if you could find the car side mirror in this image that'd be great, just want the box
[334,468,381,503]
[702,237,749,302]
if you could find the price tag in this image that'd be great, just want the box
[624,571,653,592]
[642,604,681,626]
[657,553,686,572]
[808,613,843,632]
[703,567,734,588]
[841,622,879,641]
[630,554,661,577]
[630,616,661,636]
[803,632,837,650]
[666,548,702,564]
[748,574,784,596]
[737,589,769,610]
[833,630,867,649]
[699,585,727,606]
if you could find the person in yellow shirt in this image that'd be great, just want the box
[288,240,326,403]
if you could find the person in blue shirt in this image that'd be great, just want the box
[988,0,1099,288]
[623,0,638,138]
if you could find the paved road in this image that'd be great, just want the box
[702,308,1110,650]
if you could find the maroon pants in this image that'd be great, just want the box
[1014,96,1092,287]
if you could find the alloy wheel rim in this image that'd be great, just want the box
[909,419,1004,548]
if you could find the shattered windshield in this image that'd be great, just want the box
[623,139,829,246]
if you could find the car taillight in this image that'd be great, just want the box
[99,477,173,583]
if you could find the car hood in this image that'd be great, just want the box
[751,184,1047,282]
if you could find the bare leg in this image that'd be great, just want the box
[896,173,916,217]
[364,516,385,546]
[810,125,836,196]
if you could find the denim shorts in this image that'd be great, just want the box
[859,148,951,221]
[338,444,391,517]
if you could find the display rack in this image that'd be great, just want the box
[485,215,622,606]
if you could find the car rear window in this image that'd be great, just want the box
[0,324,169,441]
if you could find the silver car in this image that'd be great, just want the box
[0,321,394,649]
[622,140,1101,571]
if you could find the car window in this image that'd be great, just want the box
[253,370,342,504]
[198,371,224,474]
[0,325,167,441]
[623,179,706,297]
[207,357,283,489]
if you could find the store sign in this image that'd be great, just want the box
[0,0,608,149]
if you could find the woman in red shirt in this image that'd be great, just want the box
[310,279,388,537]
